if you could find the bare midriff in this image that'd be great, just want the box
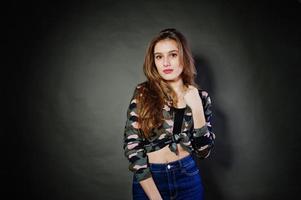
[147,144,190,164]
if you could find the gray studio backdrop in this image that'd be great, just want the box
[15,0,300,199]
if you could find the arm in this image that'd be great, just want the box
[191,90,216,158]
[123,86,162,200]
[140,178,163,200]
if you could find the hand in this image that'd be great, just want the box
[140,177,163,200]
[183,85,203,111]
[184,85,206,128]
[150,195,163,200]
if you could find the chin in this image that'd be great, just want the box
[161,75,181,82]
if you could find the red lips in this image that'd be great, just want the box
[163,69,173,74]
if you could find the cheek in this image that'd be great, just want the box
[171,57,180,66]
[154,60,162,69]
[176,66,184,75]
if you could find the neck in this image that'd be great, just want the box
[167,78,185,94]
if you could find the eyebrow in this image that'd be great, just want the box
[154,50,179,55]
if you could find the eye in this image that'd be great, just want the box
[155,55,162,60]
[171,53,177,57]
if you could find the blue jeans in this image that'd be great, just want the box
[132,154,204,200]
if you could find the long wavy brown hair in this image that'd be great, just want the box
[136,28,200,139]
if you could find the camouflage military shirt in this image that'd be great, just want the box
[123,82,216,182]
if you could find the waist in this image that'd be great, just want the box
[149,154,194,171]
[147,144,190,164]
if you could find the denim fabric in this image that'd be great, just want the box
[132,154,204,200]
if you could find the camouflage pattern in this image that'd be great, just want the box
[123,82,216,182]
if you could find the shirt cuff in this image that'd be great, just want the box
[193,124,209,137]
[135,167,152,182]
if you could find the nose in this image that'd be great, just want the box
[163,57,170,67]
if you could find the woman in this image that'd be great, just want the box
[123,28,215,200]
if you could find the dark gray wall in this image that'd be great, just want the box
[7,0,300,199]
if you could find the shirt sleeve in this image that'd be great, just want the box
[123,85,152,182]
[191,90,216,159]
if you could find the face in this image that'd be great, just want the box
[154,39,183,82]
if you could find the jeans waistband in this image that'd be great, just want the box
[149,154,194,171]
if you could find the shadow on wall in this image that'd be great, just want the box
[193,56,234,200]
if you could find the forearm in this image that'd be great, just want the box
[191,109,206,128]
[191,107,214,158]
[139,177,162,200]
[187,89,215,158]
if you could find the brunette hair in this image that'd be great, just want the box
[136,28,199,139]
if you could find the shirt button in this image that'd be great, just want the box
[167,164,171,169]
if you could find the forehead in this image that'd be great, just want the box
[154,39,179,54]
